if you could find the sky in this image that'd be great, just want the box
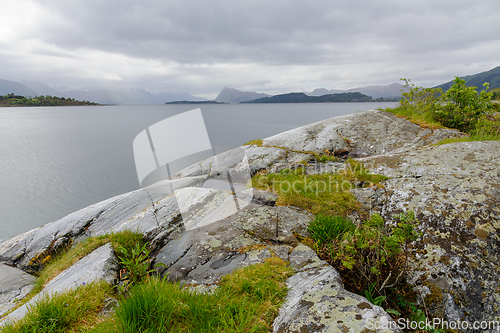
[1,0,499,99]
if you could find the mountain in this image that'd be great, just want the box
[243,92,373,103]
[307,88,345,96]
[123,88,207,104]
[347,83,405,98]
[0,79,39,97]
[215,87,270,103]
[434,66,500,92]
[19,80,60,96]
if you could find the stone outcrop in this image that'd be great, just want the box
[355,141,500,326]
[1,110,495,332]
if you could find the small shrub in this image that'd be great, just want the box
[308,211,420,309]
[434,77,494,132]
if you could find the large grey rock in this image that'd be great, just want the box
[357,141,500,327]
[263,110,465,156]
[1,243,118,325]
[274,266,401,333]
[154,205,313,285]
[0,264,35,317]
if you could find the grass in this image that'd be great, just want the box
[106,256,293,333]
[1,281,114,333]
[3,231,145,318]
[3,257,294,333]
[251,159,388,217]
[434,133,500,146]
[382,106,445,130]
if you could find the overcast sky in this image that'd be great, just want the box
[1,0,499,98]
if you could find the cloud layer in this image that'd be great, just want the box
[1,0,499,97]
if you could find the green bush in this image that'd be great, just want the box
[308,211,420,303]
[434,77,494,132]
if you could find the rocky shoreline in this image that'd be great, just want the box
[1,110,499,332]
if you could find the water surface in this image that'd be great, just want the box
[0,102,397,240]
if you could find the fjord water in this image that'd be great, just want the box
[0,102,397,240]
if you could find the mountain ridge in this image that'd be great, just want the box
[434,66,500,92]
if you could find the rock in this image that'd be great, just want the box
[288,243,328,272]
[263,110,465,156]
[153,204,314,285]
[357,141,500,326]
[0,264,35,317]
[1,243,118,325]
[274,266,401,333]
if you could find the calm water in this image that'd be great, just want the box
[0,102,396,240]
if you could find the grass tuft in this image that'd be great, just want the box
[89,257,294,333]
[1,281,113,333]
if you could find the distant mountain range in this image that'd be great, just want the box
[0,79,206,104]
[307,83,405,99]
[434,66,500,92]
[2,65,499,105]
[242,92,374,103]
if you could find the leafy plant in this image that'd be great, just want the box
[364,282,386,306]
[434,77,494,132]
[116,241,155,285]
[308,210,421,316]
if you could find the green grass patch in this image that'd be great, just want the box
[251,159,388,216]
[89,257,293,333]
[1,281,113,333]
[5,231,145,317]
[382,106,444,130]
[434,133,500,146]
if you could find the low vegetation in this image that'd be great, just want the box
[0,93,98,107]
[252,159,388,216]
[1,231,293,333]
[383,77,500,143]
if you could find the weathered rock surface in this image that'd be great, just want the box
[274,266,401,333]
[357,141,500,327]
[0,264,35,317]
[1,243,118,325]
[263,110,465,157]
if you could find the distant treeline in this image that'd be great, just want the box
[242,92,398,103]
[0,93,99,107]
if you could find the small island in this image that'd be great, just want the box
[0,93,99,107]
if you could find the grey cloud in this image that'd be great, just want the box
[1,0,499,95]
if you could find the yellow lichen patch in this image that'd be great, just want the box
[236,243,268,253]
